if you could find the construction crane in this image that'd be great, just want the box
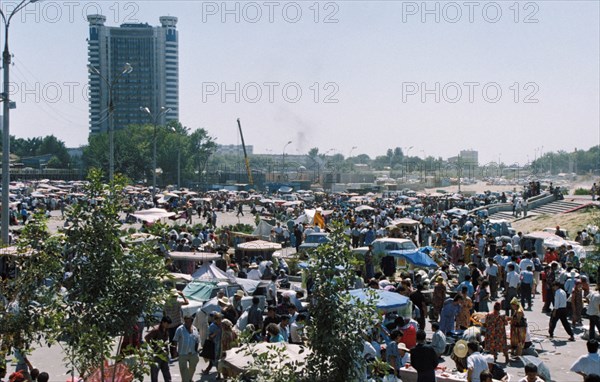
[236,118,253,185]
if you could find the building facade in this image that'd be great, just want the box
[87,15,178,135]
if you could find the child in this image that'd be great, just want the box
[518,363,544,382]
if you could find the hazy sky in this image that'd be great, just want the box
[4,0,599,165]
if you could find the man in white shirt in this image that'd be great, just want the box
[588,284,600,340]
[505,264,520,315]
[517,363,545,382]
[466,342,488,382]
[570,339,600,379]
[549,282,575,341]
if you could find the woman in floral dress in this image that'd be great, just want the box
[456,287,473,330]
[484,302,509,362]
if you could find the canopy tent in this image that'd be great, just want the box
[348,288,409,312]
[131,208,175,222]
[252,220,274,240]
[355,205,375,212]
[446,207,469,216]
[236,240,282,251]
[222,342,310,376]
[390,217,420,227]
[163,272,193,283]
[388,247,438,268]
[167,252,221,262]
[183,281,220,303]
[191,261,232,281]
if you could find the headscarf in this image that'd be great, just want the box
[510,297,523,311]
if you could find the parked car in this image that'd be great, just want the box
[298,232,331,257]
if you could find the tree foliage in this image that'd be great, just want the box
[0,169,169,379]
[304,222,377,382]
[83,123,216,186]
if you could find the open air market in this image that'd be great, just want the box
[0,1,599,382]
[1,174,600,382]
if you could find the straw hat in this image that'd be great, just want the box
[510,297,520,306]
[249,263,259,269]
[397,342,409,352]
[453,340,468,358]
[235,290,245,298]
[218,296,231,305]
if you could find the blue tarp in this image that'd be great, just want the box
[348,288,409,310]
[388,247,438,268]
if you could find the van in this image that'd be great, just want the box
[371,238,418,270]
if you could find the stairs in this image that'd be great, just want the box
[528,200,584,215]
[488,200,586,221]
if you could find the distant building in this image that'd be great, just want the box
[460,150,479,166]
[215,144,254,155]
[87,14,178,135]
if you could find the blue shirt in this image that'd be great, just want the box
[457,281,474,298]
[521,270,534,285]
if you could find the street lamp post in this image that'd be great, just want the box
[88,62,133,182]
[1,0,40,248]
[282,140,292,180]
[140,106,171,199]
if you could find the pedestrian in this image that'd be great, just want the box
[202,312,222,376]
[572,280,584,326]
[440,295,462,334]
[505,263,520,316]
[432,276,447,321]
[477,280,490,312]
[570,339,600,380]
[484,302,509,363]
[457,287,473,330]
[163,288,189,358]
[172,314,200,382]
[592,183,597,201]
[486,258,499,300]
[466,341,488,382]
[236,202,244,217]
[509,298,527,357]
[410,330,438,382]
[218,319,238,379]
[549,281,575,341]
[520,265,534,310]
[430,322,446,358]
[587,283,600,340]
[145,316,173,382]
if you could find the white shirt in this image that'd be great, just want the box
[467,352,489,382]
[570,353,600,376]
[587,291,600,317]
[519,258,533,272]
[506,271,521,288]
[554,288,568,309]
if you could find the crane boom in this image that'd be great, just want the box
[236,118,253,185]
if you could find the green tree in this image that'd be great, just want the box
[189,128,217,184]
[56,169,169,378]
[304,222,377,381]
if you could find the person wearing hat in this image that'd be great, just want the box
[247,263,262,280]
[386,329,410,378]
[218,297,239,325]
[233,289,245,317]
[172,314,200,382]
[509,297,527,357]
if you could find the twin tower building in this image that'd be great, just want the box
[87,14,179,135]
